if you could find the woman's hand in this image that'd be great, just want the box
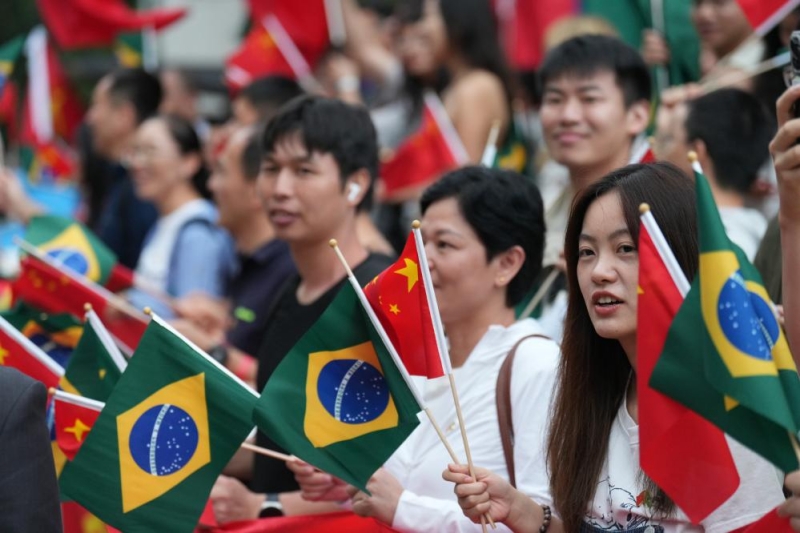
[347,468,403,525]
[770,85,800,225]
[442,464,515,523]
[209,475,263,524]
[641,30,670,66]
[288,458,351,502]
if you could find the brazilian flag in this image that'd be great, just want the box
[115,32,144,68]
[62,308,127,401]
[25,215,118,285]
[59,315,258,533]
[0,35,24,96]
[651,166,800,473]
[1,302,83,369]
[254,282,422,492]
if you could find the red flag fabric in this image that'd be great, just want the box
[0,81,19,142]
[225,22,296,92]
[207,512,397,532]
[737,0,800,36]
[105,264,135,293]
[53,391,102,460]
[247,0,330,66]
[37,0,186,50]
[736,507,795,532]
[13,255,148,352]
[380,93,468,199]
[0,315,63,388]
[364,231,443,378]
[495,0,576,70]
[61,501,111,533]
[637,216,740,522]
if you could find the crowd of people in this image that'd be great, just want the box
[6,0,800,531]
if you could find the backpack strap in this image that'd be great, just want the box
[496,333,550,488]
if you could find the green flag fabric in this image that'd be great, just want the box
[62,309,127,401]
[1,302,83,367]
[253,282,422,493]
[0,35,25,94]
[59,315,258,533]
[650,167,800,473]
[25,215,118,285]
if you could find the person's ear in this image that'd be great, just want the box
[494,245,526,288]
[626,100,651,137]
[344,169,370,207]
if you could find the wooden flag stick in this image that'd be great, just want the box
[240,442,295,463]
[518,268,561,321]
[480,120,502,167]
[701,51,789,93]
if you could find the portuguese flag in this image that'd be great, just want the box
[59,315,258,532]
[253,282,422,492]
[650,164,800,473]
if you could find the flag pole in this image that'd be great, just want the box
[240,442,294,463]
[639,204,690,297]
[328,239,459,464]
[518,269,560,321]
[650,0,669,93]
[480,120,501,167]
[411,223,494,531]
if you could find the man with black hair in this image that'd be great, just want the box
[656,87,773,259]
[537,34,651,269]
[0,68,160,269]
[231,75,305,126]
[209,96,393,523]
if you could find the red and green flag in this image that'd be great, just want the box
[59,314,259,533]
[62,307,127,401]
[650,164,800,473]
[364,231,443,379]
[253,282,422,492]
[737,0,800,36]
[637,207,738,522]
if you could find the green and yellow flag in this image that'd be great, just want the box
[25,215,118,285]
[59,315,258,533]
[651,164,800,473]
[1,302,83,369]
[62,308,127,401]
[0,35,24,96]
[115,32,144,68]
[253,282,422,492]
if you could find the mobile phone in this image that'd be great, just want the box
[790,31,800,118]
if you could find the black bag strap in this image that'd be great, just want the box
[495,334,550,488]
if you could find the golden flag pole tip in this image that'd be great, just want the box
[83,303,93,312]
[411,220,421,229]
[639,203,650,214]
[143,307,153,316]
[687,151,698,163]
[48,387,57,396]
[329,239,338,248]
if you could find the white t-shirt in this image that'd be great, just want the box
[584,402,784,532]
[719,207,768,262]
[386,319,560,533]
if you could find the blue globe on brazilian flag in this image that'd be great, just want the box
[651,165,800,473]
[59,316,258,532]
[254,282,422,493]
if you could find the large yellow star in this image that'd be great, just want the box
[389,304,400,316]
[65,418,91,443]
[394,258,419,292]
[0,345,8,365]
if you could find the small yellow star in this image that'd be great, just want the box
[98,368,107,380]
[0,345,8,365]
[64,418,91,443]
[389,304,400,316]
[394,258,419,292]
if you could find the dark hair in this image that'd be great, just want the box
[241,129,262,181]
[159,114,211,199]
[685,88,774,195]
[539,35,651,107]
[549,162,696,531]
[420,166,545,307]
[396,0,513,111]
[261,95,378,211]
[106,68,163,125]
[238,75,304,123]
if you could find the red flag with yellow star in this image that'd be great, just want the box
[0,314,64,389]
[364,232,443,378]
[53,389,103,460]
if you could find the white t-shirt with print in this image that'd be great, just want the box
[584,402,784,532]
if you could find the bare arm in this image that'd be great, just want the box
[446,73,510,163]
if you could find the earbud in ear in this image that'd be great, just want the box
[347,182,362,202]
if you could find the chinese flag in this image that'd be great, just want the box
[53,391,102,460]
[247,0,330,66]
[37,0,186,50]
[225,22,296,92]
[737,0,800,36]
[0,315,63,389]
[13,256,148,353]
[494,0,575,70]
[380,95,467,199]
[637,218,739,522]
[364,232,443,378]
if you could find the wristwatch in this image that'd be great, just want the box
[258,493,284,518]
